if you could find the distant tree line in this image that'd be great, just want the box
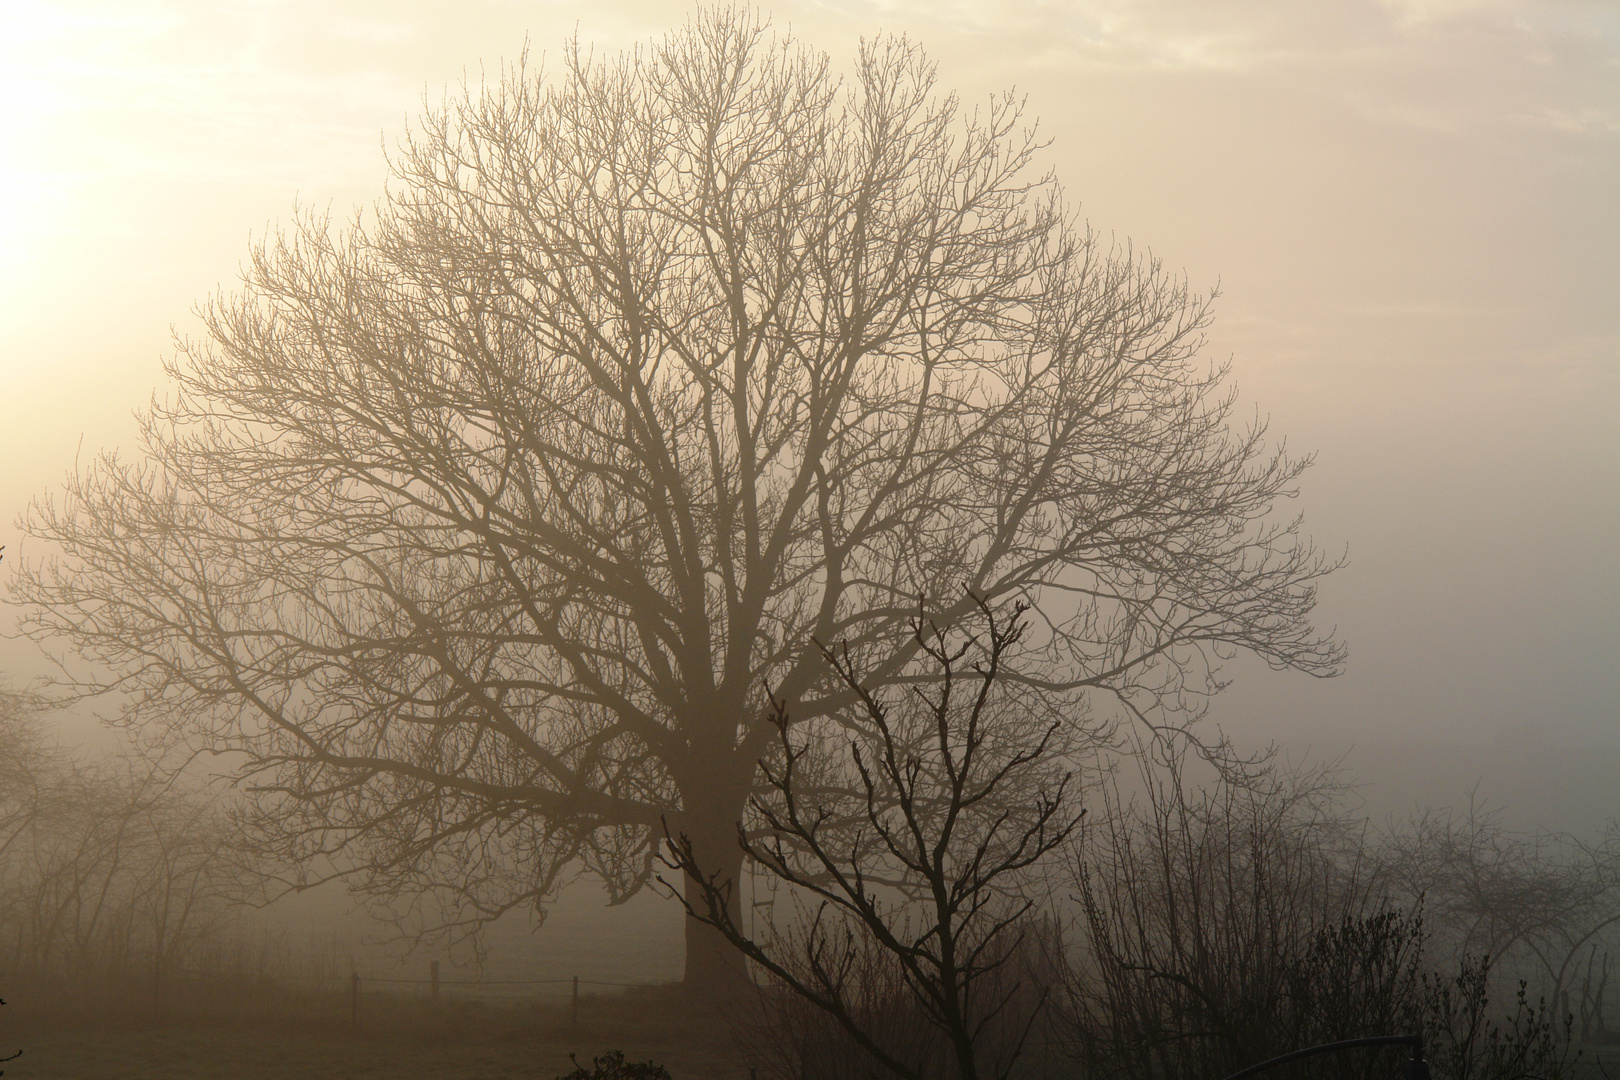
[0,681,238,1008]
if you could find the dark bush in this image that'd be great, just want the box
[557,1049,672,1080]
[1063,745,1585,1080]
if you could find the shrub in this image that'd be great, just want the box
[557,1049,672,1080]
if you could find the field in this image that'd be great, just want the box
[2,985,749,1080]
[9,1013,1618,1080]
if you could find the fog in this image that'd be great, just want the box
[0,3,1616,1077]
[4,1,1616,755]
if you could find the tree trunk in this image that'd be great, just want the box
[677,794,751,999]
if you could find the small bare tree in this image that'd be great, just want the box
[665,596,1080,1080]
[1063,748,1597,1080]
[1065,749,1406,1080]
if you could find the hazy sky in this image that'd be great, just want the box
[1,0,1616,750]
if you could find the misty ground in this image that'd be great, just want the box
[10,1024,591,1080]
[6,739,1617,1079]
[6,998,1619,1080]
[3,986,746,1080]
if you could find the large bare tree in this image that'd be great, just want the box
[14,10,1343,990]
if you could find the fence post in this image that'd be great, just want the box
[571,975,580,1030]
[350,972,360,1031]
[430,959,440,1002]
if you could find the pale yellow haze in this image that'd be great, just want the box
[1,0,1616,748]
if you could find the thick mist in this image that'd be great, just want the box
[0,4,1615,1079]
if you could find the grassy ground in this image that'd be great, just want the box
[2,985,750,1080]
[7,983,1617,1080]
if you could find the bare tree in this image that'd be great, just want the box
[0,686,238,1005]
[0,680,51,870]
[665,597,1079,1080]
[1066,748,1405,1080]
[1380,799,1620,1034]
[1062,749,1590,1080]
[13,9,1342,990]
[0,657,36,1077]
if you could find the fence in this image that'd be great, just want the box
[346,965,652,1029]
[42,957,674,1033]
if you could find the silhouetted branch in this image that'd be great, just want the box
[663,597,1080,1080]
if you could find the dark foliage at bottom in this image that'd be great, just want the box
[1063,751,1585,1080]
[557,1049,673,1080]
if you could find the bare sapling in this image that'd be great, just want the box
[664,595,1082,1080]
